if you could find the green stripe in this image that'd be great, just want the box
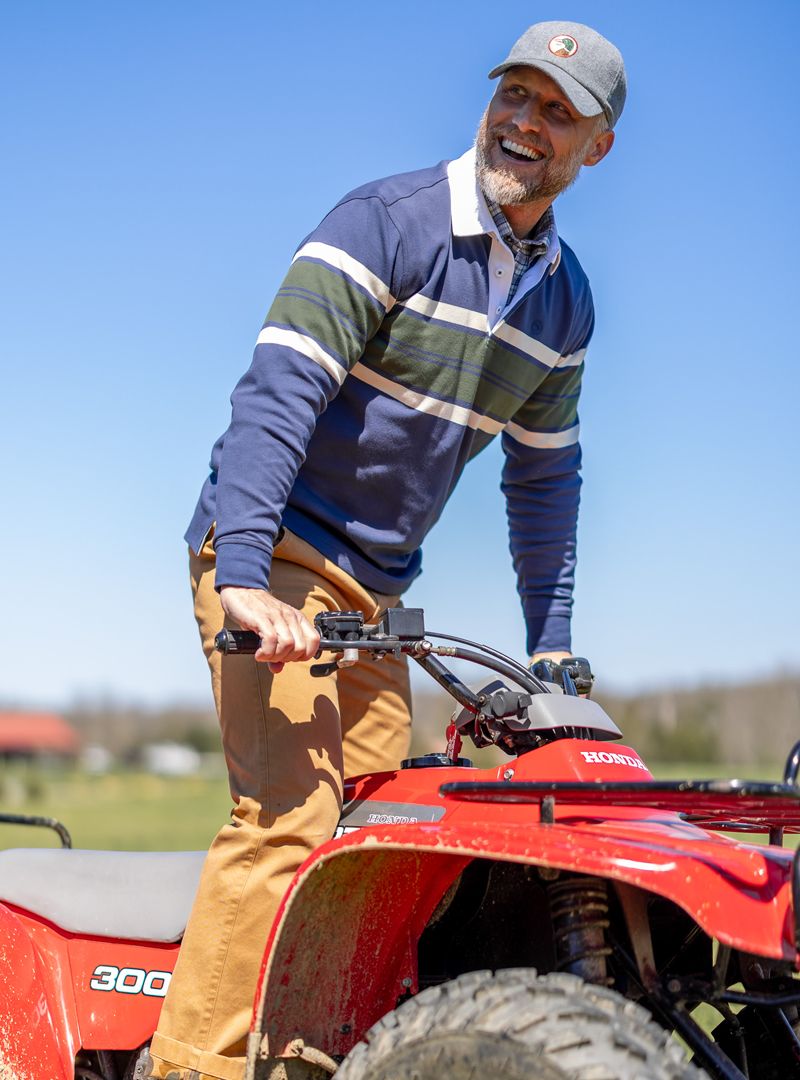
[264,262,384,371]
[510,362,583,432]
[466,429,497,462]
[360,311,563,423]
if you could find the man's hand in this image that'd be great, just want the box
[219,587,321,673]
[529,650,591,696]
[529,651,573,667]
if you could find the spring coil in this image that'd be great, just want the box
[547,874,613,986]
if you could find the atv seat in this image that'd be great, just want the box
[0,848,207,942]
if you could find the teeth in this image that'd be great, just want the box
[501,138,543,161]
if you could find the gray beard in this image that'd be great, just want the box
[475,108,588,206]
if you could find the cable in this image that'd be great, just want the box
[434,645,549,696]
[425,630,548,691]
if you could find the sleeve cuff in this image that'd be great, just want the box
[526,613,571,656]
[213,540,273,592]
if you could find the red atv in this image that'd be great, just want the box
[3,607,800,1080]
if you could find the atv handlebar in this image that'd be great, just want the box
[214,626,537,712]
[214,609,594,751]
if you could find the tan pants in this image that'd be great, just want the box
[148,529,412,1080]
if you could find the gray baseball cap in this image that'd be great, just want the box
[488,21,627,128]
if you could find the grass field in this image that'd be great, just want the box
[0,769,234,851]
[0,757,788,852]
[650,762,783,781]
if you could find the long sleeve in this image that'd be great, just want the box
[501,320,591,655]
[212,196,404,591]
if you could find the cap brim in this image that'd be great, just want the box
[487,59,602,119]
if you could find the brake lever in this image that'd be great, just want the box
[561,669,578,697]
[310,660,340,678]
[310,646,360,678]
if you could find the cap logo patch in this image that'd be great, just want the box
[548,34,578,58]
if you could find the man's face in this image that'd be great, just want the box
[476,66,614,206]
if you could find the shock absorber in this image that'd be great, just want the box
[547,874,613,985]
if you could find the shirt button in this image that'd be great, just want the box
[494,268,504,277]
[495,306,502,314]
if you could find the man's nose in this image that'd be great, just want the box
[514,99,543,133]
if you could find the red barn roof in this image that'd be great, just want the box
[0,712,80,754]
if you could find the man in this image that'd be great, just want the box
[148,20,626,1080]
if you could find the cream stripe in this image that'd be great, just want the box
[350,363,505,434]
[256,326,348,386]
[556,347,587,369]
[505,420,580,449]
[402,292,488,332]
[292,242,395,310]
[493,323,561,369]
[404,292,584,372]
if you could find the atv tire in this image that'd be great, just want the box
[336,969,709,1080]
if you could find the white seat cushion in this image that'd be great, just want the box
[0,848,207,942]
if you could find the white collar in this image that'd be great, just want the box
[447,146,496,238]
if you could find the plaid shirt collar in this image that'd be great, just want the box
[483,197,557,306]
[484,198,556,258]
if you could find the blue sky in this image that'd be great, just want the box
[2,0,798,707]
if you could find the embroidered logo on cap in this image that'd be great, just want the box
[548,35,578,58]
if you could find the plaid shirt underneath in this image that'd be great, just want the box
[484,197,556,307]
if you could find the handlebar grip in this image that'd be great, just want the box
[214,629,261,655]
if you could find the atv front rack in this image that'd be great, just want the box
[441,736,800,835]
[438,778,800,831]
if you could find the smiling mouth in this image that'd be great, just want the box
[499,137,545,163]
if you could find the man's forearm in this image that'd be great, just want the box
[502,453,581,654]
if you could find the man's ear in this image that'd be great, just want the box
[583,129,615,168]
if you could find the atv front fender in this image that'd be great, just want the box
[246,816,796,1071]
[0,902,72,1079]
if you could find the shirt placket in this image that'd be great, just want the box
[487,236,515,330]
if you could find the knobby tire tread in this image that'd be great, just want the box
[336,969,710,1080]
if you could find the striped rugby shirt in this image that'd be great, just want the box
[186,147,593,653]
